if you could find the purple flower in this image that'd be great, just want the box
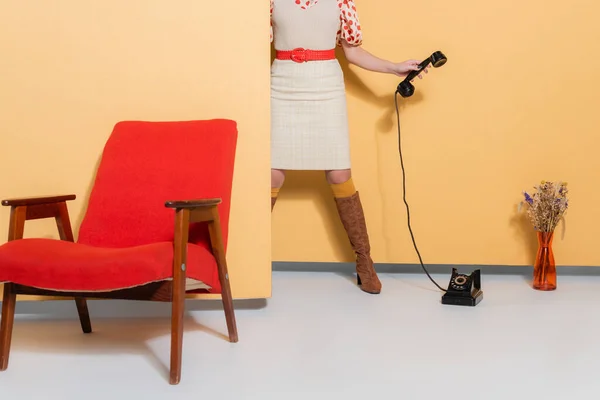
[524,192,533,204]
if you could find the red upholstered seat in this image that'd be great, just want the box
[0,239,218,292]
[0,119,237,293]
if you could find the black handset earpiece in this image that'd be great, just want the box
[397,51,447,98]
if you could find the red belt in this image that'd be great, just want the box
[275,48,336,63]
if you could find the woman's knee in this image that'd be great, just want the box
[325,169,352,185]
[271,169,286,188]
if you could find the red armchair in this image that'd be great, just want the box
[0,119,239,384]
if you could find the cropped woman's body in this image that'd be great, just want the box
[270,0,429,294]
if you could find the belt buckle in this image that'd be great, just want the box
[290,48,307,63]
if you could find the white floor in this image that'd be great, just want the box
[1,269,600,399]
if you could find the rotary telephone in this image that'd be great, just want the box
[441,269,484,306]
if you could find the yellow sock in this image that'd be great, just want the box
[330,177,356,198]
[271,187,280,198]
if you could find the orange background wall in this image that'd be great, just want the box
[1,0,599,307]
[272,0,600,267]
[0,1,272,299]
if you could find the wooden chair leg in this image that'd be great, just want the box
[56,205,92,335]
[169,285,185,385]
[0,283,17,371]
[207,208,238,343]
[219,274,238,343]
[75,298,92,334]
[169,208,189,385]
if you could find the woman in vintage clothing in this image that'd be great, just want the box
[270,0,429,294]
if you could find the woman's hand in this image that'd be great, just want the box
[389,60,429,79]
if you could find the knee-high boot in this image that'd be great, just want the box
[333,190,382,294]
[271,187,279,211]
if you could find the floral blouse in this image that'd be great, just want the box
[270,0,363,47]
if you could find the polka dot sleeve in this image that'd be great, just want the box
[336,0,363,47]
[270,0,274,43]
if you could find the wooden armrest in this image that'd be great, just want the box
[2,194,76,207]
[4,195,75,242]
[164,198,221,209]
[165,198,222,224]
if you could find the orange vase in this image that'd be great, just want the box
[532,231,557,291]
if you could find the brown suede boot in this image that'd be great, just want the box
[334,192,382,294]
[271,187,280,212]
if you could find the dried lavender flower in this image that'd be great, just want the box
[519,181,569,232]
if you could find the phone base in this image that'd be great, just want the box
[441,289,483,307]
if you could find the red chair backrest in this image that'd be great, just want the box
[77,119,238,250]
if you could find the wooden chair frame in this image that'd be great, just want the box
[0,194,238,385]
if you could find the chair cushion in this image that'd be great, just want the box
[0,239,221,293]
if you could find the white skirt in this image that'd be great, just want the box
[270,59,351,170]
